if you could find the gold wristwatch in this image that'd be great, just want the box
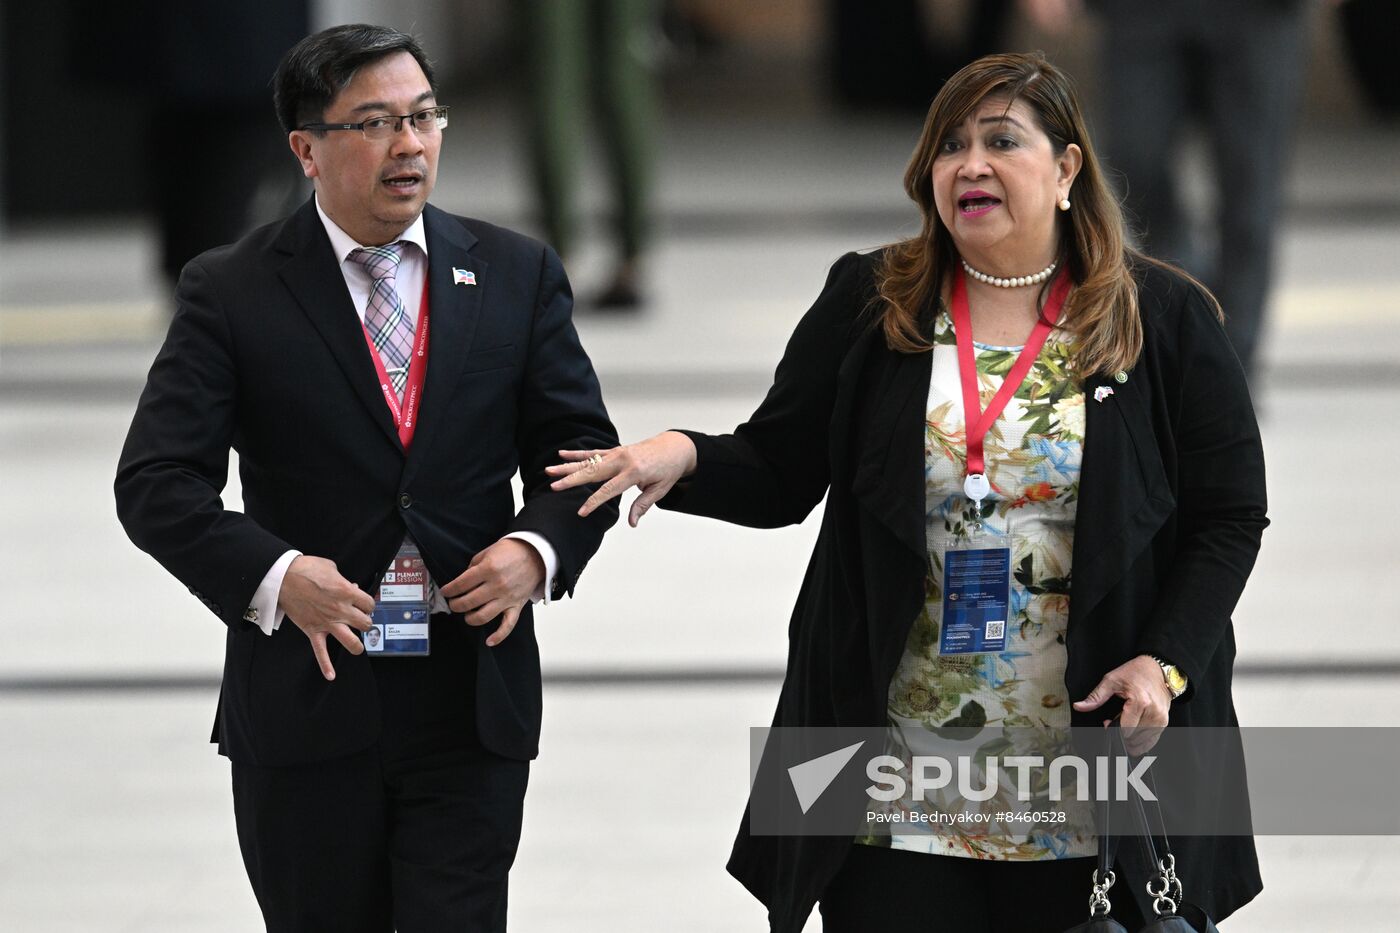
[1152,655,1188,699]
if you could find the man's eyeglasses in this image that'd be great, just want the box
[300,106,450,141]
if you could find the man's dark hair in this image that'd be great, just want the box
[273,24,436,133]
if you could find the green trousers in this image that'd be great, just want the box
[520,0,657,260]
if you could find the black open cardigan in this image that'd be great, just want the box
[662,249,1268,932]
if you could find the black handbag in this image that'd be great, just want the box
[1062,724,1219,933]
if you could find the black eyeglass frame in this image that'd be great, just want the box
[299,106,450,137]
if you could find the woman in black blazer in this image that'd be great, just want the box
[551,52,1265,932]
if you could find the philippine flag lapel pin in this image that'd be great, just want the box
[452,267,477,286]
[1094,385,1115,403]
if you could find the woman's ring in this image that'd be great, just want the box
[587,454,604,466]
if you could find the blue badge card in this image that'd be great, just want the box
[368,604,430,655]
[938,545,1011,655]
[364,539,430,656]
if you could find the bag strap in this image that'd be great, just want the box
[1107,721,1185,916]
[1089,790,1120,920]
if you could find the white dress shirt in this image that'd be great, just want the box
[242,197,558,635]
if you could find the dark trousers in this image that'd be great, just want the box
[231,615,529,932]
[820,844,1146,932]
[1100,0,1308,379]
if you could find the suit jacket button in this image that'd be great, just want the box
[399,493,413,509]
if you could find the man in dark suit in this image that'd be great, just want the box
[115,24,618,932]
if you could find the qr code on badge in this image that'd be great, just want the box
[985,620,1005,639]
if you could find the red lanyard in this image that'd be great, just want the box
[361,276,431,450]
[951,264,1071,500]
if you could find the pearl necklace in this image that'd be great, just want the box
[961,259,1057,288]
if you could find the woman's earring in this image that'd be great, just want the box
[1058,198,1071,211]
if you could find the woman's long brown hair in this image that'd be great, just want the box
[875,52,1210,376]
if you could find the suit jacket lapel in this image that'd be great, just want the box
[274,200,402,451]
[1070,368,1175,623]
[400,205,485,487]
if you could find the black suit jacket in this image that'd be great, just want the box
[662,250,1267,931]
[116,199,618,767]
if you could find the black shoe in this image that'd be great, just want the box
[591,264,644,311]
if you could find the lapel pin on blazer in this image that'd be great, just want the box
[452,267,477,286]
[1094,385,1115,403]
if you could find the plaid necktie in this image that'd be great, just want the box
[349,242,414,400]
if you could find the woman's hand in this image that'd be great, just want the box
[1073,654,1173,755]
[547,431,698,526]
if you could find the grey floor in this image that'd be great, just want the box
[4,52,1400,933]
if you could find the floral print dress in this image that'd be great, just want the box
[860,307,1097,862]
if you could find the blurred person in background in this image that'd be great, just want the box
[550,52,1265,931]
[85,2,312,286]
[115,23,618,932]
[519,0,660,310]
[1335,0,1400,117]
[1025,0,1309,381]
[829,0,1015,111]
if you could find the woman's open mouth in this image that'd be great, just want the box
[958,193,1001,216]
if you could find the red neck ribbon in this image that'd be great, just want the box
[361,275,431,450]
[951,264,1072,479]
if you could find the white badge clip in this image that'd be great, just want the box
[964,472,990,528]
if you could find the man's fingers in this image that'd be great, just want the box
[485,606,522,647]
[330,623,365,657]
[340,600,375,632]
[464,598,507,628]
[448,582,495,615]
[441,564,486,599]
[351,588,376,615]
[346,607,375,632]
[309,632,336,681]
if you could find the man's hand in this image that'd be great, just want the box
[1072,654,1173,755]
[440,539,545,647]
[278,555,377,681]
